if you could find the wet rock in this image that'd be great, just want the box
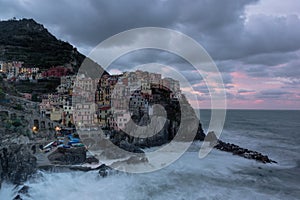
[100,140,145,160]
[100,147,126,160]
[98,164,112,177]
[100,144,145,160]
[110,155,149,170]
[31,145,36,154]
[215,140,277,164]
[12,185,30,200]
[123,155,148,165]
[13,195,22,200]
[205,131,218,146]
[18,185,30,194]
[0,159,2,188]
[48,147,86,165]
[85,156,99,164]
[125,116,170,147]
[0,144,37,185]
[119,140,144,154]
[194,122,206,141]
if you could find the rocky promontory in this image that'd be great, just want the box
[0,91,276,190]
[102,93,206,151]
[205,131,277,164]
[215,140,277,164]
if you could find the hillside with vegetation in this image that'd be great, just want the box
[0,18,85,69]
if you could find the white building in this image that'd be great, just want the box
[111,110,131,130]
[73,103,96,127]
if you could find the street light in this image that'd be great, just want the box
[32,126,38,133]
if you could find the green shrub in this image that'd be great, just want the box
[14,104,24,110]
[12,119,22,127]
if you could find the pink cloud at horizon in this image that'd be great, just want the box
[186,71,300,110]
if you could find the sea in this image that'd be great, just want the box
[1,110,300,200]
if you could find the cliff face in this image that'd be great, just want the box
[0,18,85,69]
[124,98,205,148]
[0,144,37,185]
[107,89,205,149]
[0,102,37,186]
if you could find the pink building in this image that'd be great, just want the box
[42,66,70,77]
[22,93,32,100]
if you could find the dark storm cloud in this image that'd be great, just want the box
[111,50,190,69]
[214,60,239,73]
[273,60,300,79]
[256,89,292,99]
[1,0,300,109]
[221,73,233,84]
[243,65,271,77]
[240,51,299,66]
[205,14,300,61]
[2,0,300,62]
[192,85,209,94]
[226,92,236,100]
[0,0,254,54]
[1,0,180,48]
[238,89,255,94]
[180,70,204,85]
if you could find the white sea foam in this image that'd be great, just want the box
[1,142,298,200]
[0,182,17,199]
[2,110,300,199]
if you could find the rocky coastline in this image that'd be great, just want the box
[0,96,277,199]
[0,130,278,200]
[0,128,277,183]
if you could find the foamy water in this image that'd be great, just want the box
[1,142,299,200]
[1,110,300,199]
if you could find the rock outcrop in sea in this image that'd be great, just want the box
[215,140,277,164]
[205,131,277,164]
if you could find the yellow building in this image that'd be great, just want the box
[50,107,63,122]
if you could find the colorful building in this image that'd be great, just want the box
[42,66,70,77]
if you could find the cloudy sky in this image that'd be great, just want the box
[1,0,300,109]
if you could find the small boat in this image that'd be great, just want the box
[58,144,71,148]
[43,141,54,149]
[68,138,80,145]
[57,140,64,145]
[71,143,85,147]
